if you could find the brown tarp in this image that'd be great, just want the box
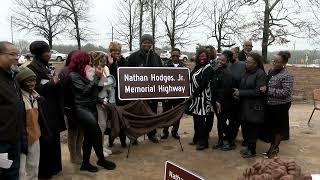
[105,100,187,140]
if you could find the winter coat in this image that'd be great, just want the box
[188,64,215,116]
[239,68,267,123]
[69,72,100,109]
[27,57,65,133]
[211,64,233,107]
[0,68,25,144]
[127,49,162,67]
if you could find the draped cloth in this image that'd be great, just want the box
[105,100,187,140]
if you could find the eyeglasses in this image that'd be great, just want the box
[171,55,180,57]
[0,52,19,57]
[245,60,255,64]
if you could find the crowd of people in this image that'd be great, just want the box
[0,35,294,180]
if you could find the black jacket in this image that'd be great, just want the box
[109,56,127,80]
[127,49,162,67]
[211,65,233,106]
[239,68,267,123]
[27,58,65,132]
[109,56,128,106]
[238,49,247,62]
[163,60,186,108]
[0,68,25,144]
[69,72,100,109]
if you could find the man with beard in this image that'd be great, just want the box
[239,40,253,62]
[127,34,162,143]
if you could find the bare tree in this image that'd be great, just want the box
[148,0,164,51]
[114,0,140,51]
[306,0,320,43]
[247,0,307,62]
[138,0,149,42]
[12,0,65,49]
[15,40,30,54]
[160,0,201,49]
[57,0,90,50]
[203,0,248,52]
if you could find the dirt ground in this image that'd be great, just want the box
[51,103,320,180]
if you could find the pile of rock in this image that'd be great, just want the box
[238,157,312,180]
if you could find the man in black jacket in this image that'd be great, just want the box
[127,34,162,143]
[161,48,185,140]
[0,41,26,180]
[238,40,253,62]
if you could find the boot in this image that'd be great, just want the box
[212,139,224,149]
[97,159,116,170]
[196,144,207,151]
[241,143,256,158]
[80,162,98,172]
[265,146,279,159]
[221,141,236,151]
[240,148,256,158]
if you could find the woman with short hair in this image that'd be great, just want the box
[263,51,294,158]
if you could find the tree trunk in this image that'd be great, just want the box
[129,2,133,51]
[151,0,155,51]
[139,0,144,43]
[217,25,222,53]
[171,0,176,50]
[261,0,270,63]
[75,13,81,50]
[48,31,53,49]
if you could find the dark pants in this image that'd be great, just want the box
[216,103,231,141]
[38,133,62,179]
[228,101,241,141]
[162,101,181,135]
[147,100,158,138]
[242,121,259,151]
[75,106,104,164]
[0,142,21,180]
[192,114,214,146]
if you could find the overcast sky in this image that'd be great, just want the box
[0,0,318,52]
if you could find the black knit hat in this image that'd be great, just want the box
[29,41,50,57]
[140,34,153,44]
